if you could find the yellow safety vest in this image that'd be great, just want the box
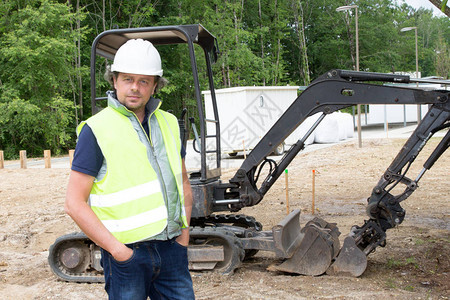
[77,106,187,244]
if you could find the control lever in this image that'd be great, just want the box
[189,117,201,153]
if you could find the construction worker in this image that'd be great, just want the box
[65,39,195,300]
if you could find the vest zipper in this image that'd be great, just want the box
[134,111,171,238]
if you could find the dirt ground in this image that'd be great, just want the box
[0,137,448,299]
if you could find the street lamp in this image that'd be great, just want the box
[400,26,421,124]
[336,5,362,148]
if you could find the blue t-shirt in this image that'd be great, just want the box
[72,111,186,177]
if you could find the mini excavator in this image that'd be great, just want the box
[48,25,449,282]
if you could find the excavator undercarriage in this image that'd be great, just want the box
[48,25,449,282]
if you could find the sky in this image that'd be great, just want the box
[401,0,447,17]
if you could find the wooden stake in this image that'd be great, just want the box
[285,169,289,215]
[0,151,4,169]
[44,150,51,168]
[242,140,247,159]
[20,150,27,169]
[69,149,75,167]
[312,169,315,214]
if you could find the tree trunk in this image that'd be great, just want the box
[259,0,266,86]
[343,11,356,71]
[76,0,83,121]
[273,0,280,85]
[293,0,310,85]
[428,0,450,17]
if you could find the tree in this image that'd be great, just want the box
[435,34,450,78]
[0,0,85,158]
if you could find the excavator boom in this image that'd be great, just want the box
[226,69,449,210]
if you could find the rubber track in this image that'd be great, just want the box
[190,226,245,274]
[48,232,104,283]
[49,215,258,281]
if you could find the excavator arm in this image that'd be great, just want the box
[218,69,449,276]
[329,98,449,276]
[226,69,449,212]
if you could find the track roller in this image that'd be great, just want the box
[189,227,245,274]
[48,232,104,283]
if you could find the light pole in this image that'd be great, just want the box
[337,5,362,148]
[401,26,421,124]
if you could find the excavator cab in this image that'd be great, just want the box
[90,24,222,184]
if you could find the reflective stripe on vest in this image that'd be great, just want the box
[77,106,186,244]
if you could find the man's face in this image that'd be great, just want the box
[113,72,157,113]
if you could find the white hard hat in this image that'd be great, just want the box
[111,39,163,76]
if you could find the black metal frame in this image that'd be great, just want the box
[89,24,221,182]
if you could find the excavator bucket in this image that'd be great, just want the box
[326,236,367,277]
[270,211,341,276]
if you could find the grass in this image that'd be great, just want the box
[386,257,419,269]
[404,285,415,292]
[385,276,416,292]
[385,278,397,289]
[414,238,425,246]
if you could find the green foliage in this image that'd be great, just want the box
[0,95,73,157]
[1,1,74,99]
[0,0,83,158]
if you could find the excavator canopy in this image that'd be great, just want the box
[92,24,217,60]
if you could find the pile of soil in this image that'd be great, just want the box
[0,138,448,299]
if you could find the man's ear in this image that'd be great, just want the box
[152,78,158,95]
[113,76,117,90]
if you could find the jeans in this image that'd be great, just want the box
[101,239,195,300]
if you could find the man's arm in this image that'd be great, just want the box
[176,159,192,246]
[65,170,133,261]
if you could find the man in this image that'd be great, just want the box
[65,39,195,300]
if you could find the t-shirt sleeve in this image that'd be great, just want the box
[181,144,186,159]
[71,124,104,177]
